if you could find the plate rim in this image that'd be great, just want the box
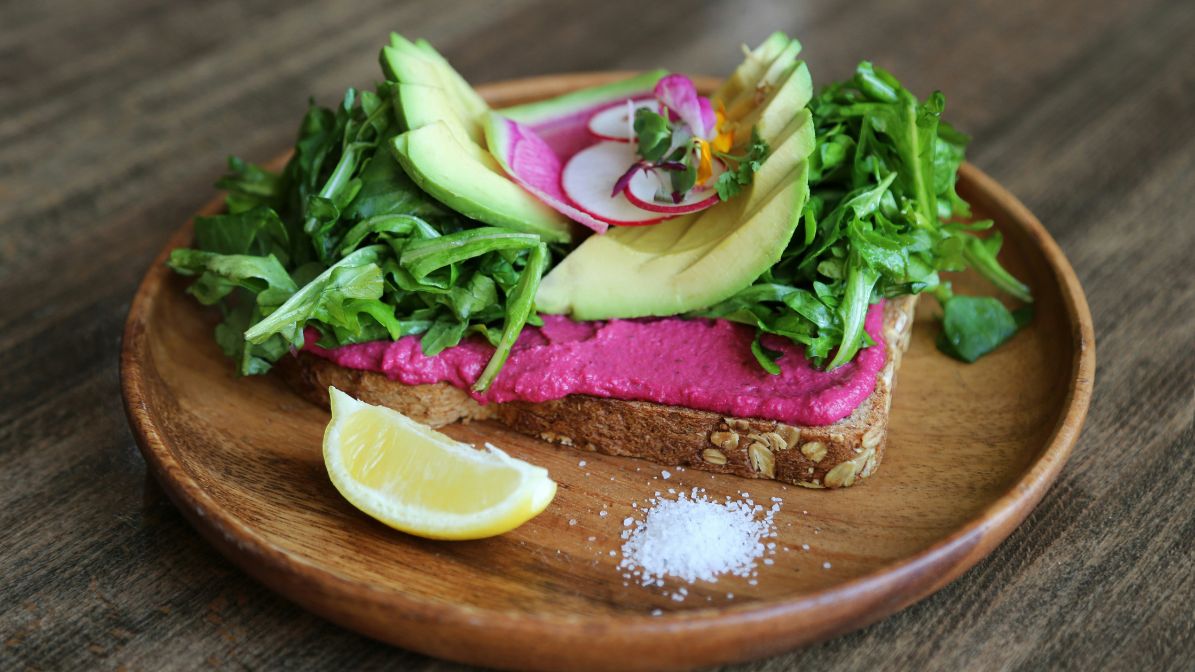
[120,72,1096,670]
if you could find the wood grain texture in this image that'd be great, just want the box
[1,0,1192,670]
[119,133,1092,670]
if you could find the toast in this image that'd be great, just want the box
[278,295,918,489]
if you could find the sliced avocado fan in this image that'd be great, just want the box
[535,35,816,319]
[381,34,573,243]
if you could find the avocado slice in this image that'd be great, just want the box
[395,82,488,150]
[535,109,816,318]
[410,37,491,122]
[391,123,572,243]
[732,60,813,147]
[381,35,573,242]
[714,32,792,104]
[383,35,488,129]
[722,37,803,121]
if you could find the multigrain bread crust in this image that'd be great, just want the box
[278,295,918,489]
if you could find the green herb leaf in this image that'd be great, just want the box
[633,107,672,162]
[714,129,769,201]
[750,333,784,375]
[400,227,541,279]
[701,61,1032,370]
[168,80,557,384]
[935,294,1025,362]
[244,246,386,346]
[167,249,296,305]
[473,243,548,392]
[669,151,698,197]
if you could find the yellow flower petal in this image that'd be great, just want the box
[713,130,733,154]
[697,140,714,184]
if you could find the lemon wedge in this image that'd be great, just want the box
[322,387,556,540]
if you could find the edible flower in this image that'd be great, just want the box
[712,103,733,154]
[695,138,714,184]
[613,74,760,206]
[653,74,717,140]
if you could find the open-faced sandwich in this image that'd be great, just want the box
[168,32,1032,489]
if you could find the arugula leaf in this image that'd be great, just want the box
[699,61,1032,371]
[168,81,555,385]
[715,129,769,200]
[750,333,784,375]
[934,285,1031,362]
[171,58,1034,389]
[167,249,296,305]
[827,249,881,368]
[473,242,548,392]
[216,157,287,215]
[193,206,291,262]
[961,234,1033,303]
[633,107,672,161]
[215,302,292,376]
[243,246,386,346]
[400,227,541,279]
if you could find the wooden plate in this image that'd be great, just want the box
[121,74,1095,671]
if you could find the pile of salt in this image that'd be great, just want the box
[618,488,779,586]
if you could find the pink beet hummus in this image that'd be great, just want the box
[303,302,887,426]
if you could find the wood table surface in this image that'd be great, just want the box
[2,0,1192,670]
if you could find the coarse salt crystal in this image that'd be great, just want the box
[578,460,587,467]
[823,561,832,569]
[568,519,577,526]
[618,489,779,586]
[661,470,671,480]
[600,510,609,518]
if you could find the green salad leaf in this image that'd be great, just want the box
[171,55,1030,391]
[167,83,550,390]
[933,284,1033,362]
[695,61,1032,371]
[632,107,672,161]
[714,129,769,201]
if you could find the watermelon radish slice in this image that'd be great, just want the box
[587,98,657,142]
[561,142,668,226]
[484,114,611,234]
[499,70,667,159]
[623,159,726,214]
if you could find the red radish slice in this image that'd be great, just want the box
[623,159,727,214]
[587,98,657,142]
[484,115,610,233]
[561,142,668,226]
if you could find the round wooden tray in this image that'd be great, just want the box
[121,74,1095,671]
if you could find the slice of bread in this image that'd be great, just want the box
[278,295,917,489]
